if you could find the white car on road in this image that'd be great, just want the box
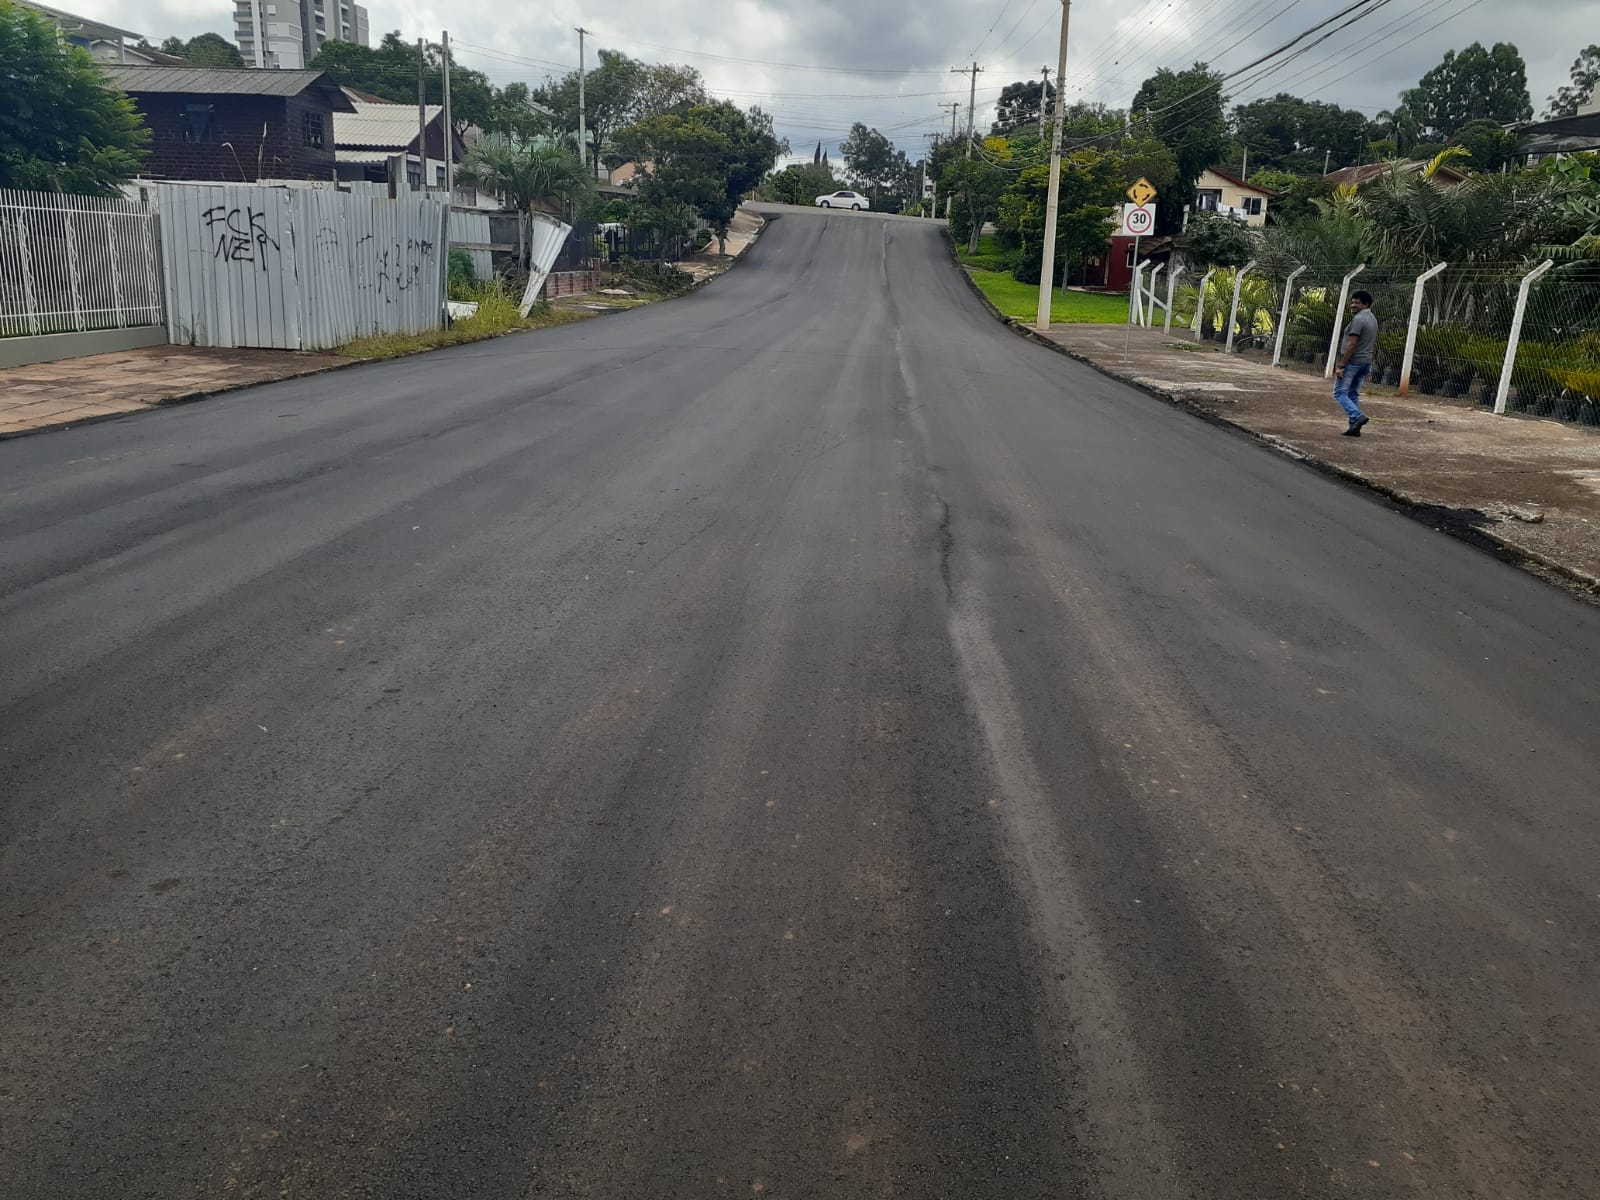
[815,190,869,210]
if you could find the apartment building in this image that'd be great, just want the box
[234,0,368,70]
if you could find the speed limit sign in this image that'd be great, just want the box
[1121,202,1156,236]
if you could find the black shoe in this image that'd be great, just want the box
[1342,415,1369,436]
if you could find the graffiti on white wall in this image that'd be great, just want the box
[160,183,448,350]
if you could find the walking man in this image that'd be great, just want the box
[1334,290,1377,436]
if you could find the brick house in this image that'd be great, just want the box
[98,65,355,183]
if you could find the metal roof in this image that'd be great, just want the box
[15,0,141,41]
[98,65,355,110]
[335,102,443,150]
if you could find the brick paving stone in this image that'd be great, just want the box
[0,345,345,437]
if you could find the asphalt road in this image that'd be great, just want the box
[3,203,1599,1199]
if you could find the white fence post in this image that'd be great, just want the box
[1224,259,1257,354]
[1191,267,1216,341]
[1164,264,1186,334]
[1144,263,1164,327]
[1272,264,1307,367]
[1494,259,1555,415]
[1399,260,1448,397]
[1129,259,1149,325]
[1325,264,1367,378]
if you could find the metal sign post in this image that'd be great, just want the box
[1119,199,1156,363]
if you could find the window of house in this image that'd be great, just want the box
[406,161,421,189]
[1195,188,1222,212]
[1125,245,1136,268]
[302,111,324,148]
[183,104,216,144]
[435,164,445,186]
[1243,196,1263,216]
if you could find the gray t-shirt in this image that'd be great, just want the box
[1344,308,1378,365]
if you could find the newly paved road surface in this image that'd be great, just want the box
[3,204,1598,1199]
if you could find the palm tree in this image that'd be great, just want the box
[459,136,594,268]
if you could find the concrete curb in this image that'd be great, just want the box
[0,243,761,444]
[945,239,1600,599]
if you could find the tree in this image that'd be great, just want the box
[941,156,1006,253]
[1182,210,1255,268]
[1232,94,1375,173]
[0,0,149,193]
[1547,45,1600,119]
[763,161,839,204]
[538,49,640,170]
[632,61,707,120]
[840,123,898,205]
[1059,102,1125,144]
[1132,63,1229,232]
[161,32,243,67]
[617,102,783,252]
[1374,100,1424,155]
[1452,118,1518,172]
[995,147,1125,283]
[992,79,1056,136]
[485,82,554,142]
[311,36,492,134]
[457,137,593,267]
[1247,168,1334,226]
[1409,42,1531,138]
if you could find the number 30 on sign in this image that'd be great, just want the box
[1121,203,1156,237]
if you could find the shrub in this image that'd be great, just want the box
[447,249,477,300]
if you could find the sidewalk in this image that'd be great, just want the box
[0,345,345,438]
[1025,323,1600,589]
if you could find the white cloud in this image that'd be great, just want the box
[64,0,1595,149]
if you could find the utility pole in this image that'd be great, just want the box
[941,102,960,142]
[441,30,454,198]
[1034,0,1073,331]
[417,35,428,192]
[1324,147,1332,175]
[951,62,983,157]
[1038,66,1051,137]
[576,26,591,173]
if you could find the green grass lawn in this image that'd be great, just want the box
[965,268,1130,325]
[956,234,1011,272]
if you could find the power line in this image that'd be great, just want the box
[969,0,1020,59]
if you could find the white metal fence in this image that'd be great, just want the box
[158,184,450,351]
[0,189,163,338]
[1132,257,1600,427]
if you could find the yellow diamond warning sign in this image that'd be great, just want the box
[1126,177,1157,206]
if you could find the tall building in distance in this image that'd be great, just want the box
[234,0,368,69]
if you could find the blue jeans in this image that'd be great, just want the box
[1334,362,1371,424]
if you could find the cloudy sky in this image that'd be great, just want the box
[71,0,1593,158]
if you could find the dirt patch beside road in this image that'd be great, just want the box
[1022,322,1600,590]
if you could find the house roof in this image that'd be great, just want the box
[97,65,356,110]
[1323,159,1468,187]
[335,101,443,150]
[1513,110,1600,155]
[1202,166,1277,196]
[15,0,141,41]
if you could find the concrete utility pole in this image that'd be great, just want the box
[576,27,591,173]
[417,35,428,192]
[441,30,454,197]
[1038,66,1051,137]
[951,62,983,157]
[941,102,960,142]
[1034,0,1073,331]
